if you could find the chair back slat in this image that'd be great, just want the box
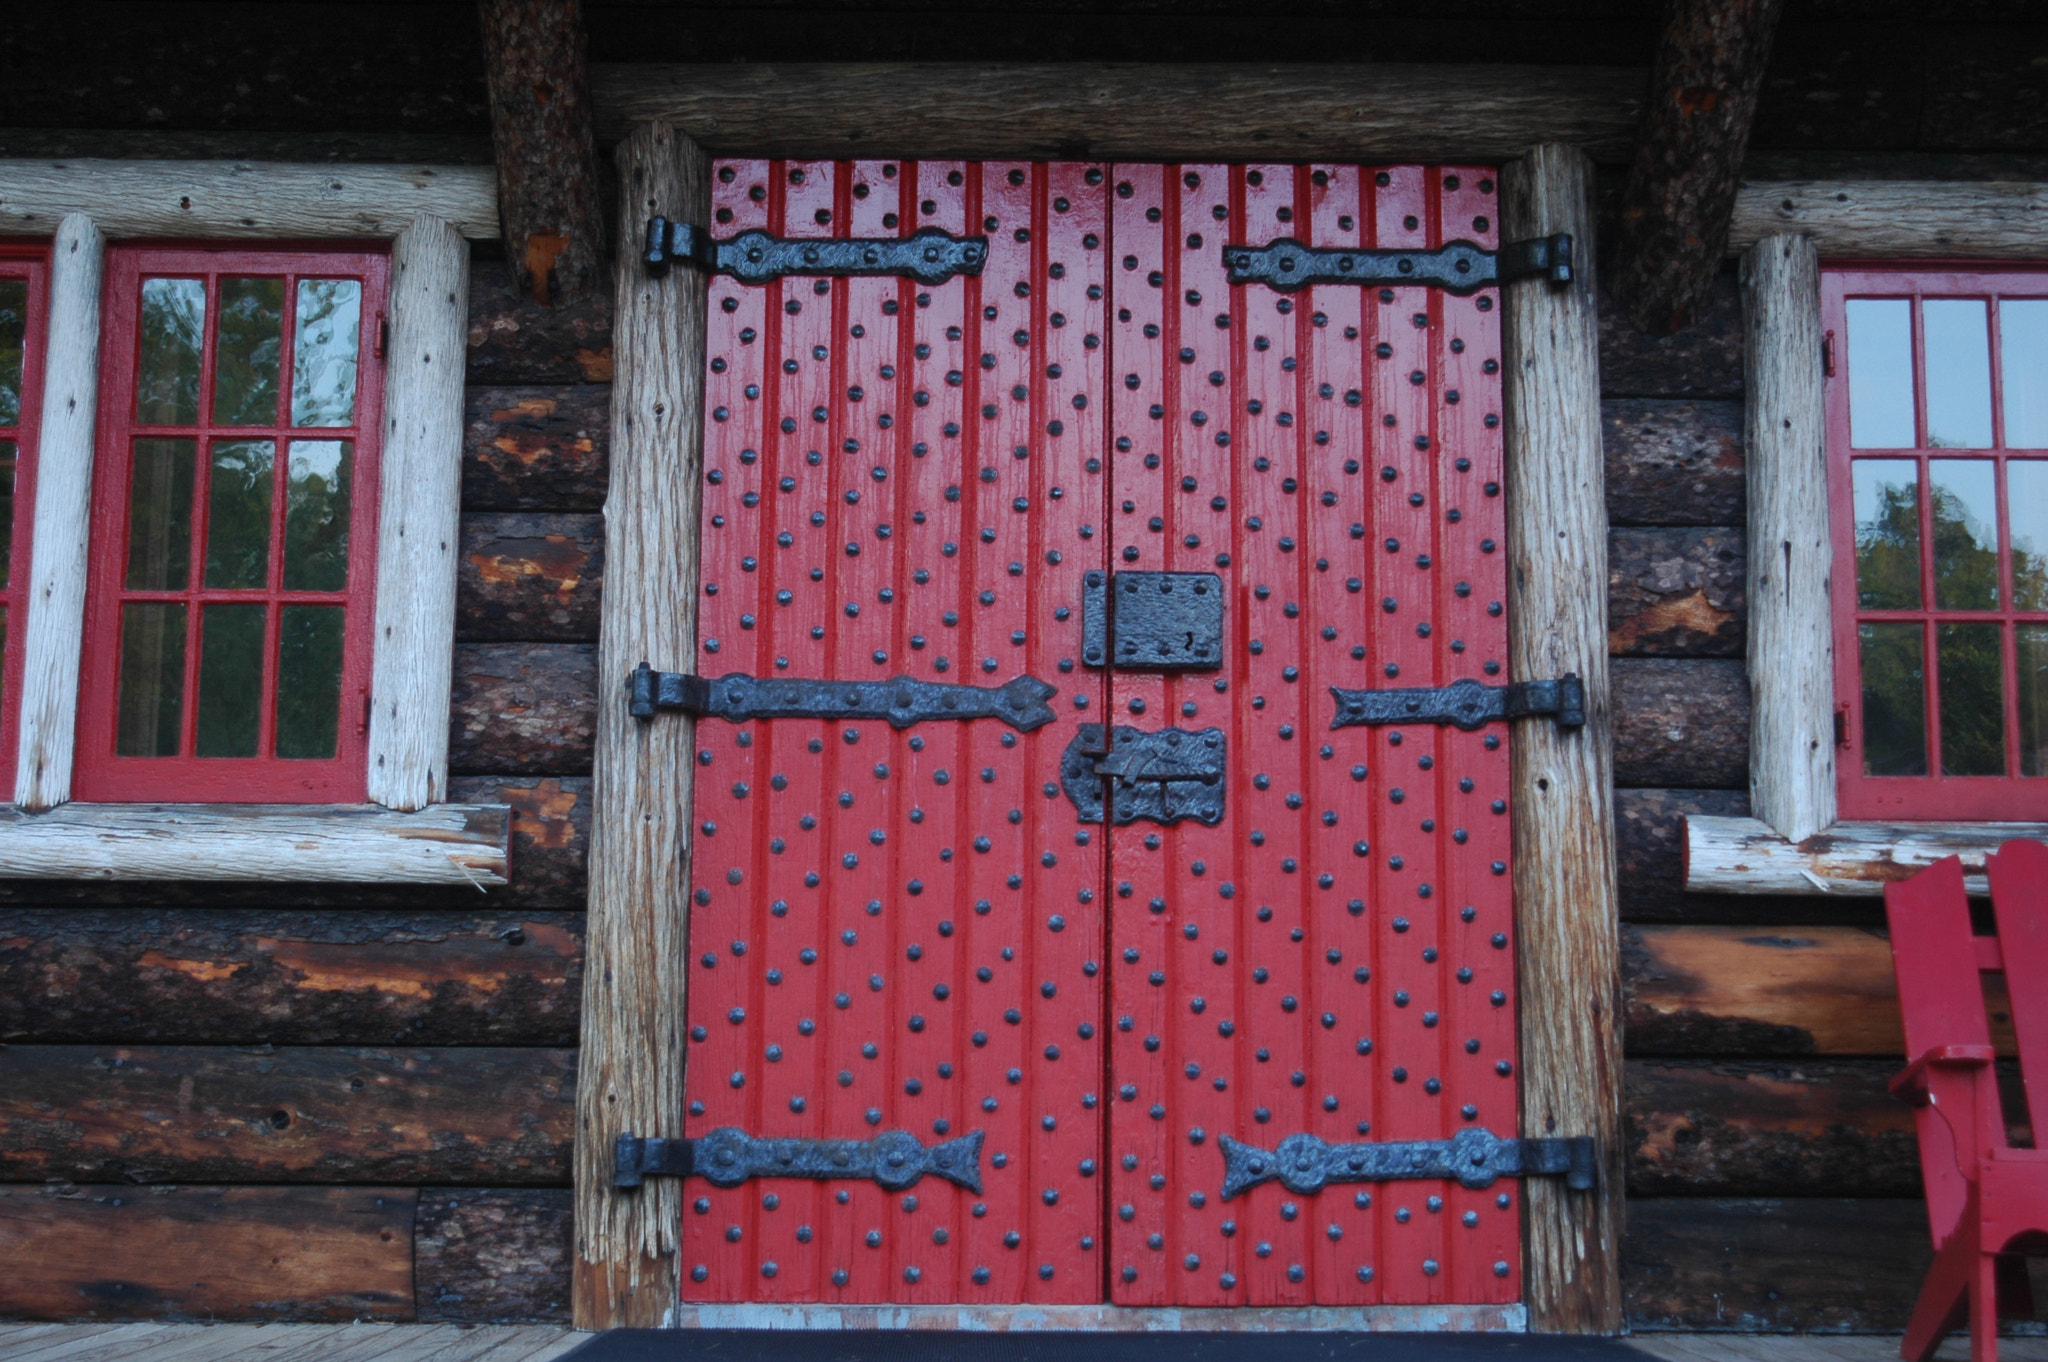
[1988,839,2048,1143]
[1887,854,1993,1246]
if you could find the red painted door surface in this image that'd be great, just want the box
[686,160,1515,1309]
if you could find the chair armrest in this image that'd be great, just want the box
[1891,1044,1997,1104]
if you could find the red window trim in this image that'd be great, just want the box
[73,243,388,803]
[0,244,49,790]
[1823,262,2048,822]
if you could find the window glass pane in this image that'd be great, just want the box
[2021,626,2048,777]
[0,279,27,427]
[1939,622,2008,775]
[116,602,186,756]
[1861,622,1928,776]
[0,441,14,591]
[210,277,283,426]
[1848,298,1916,449]
[125,438,195,590]
[1932,459,2000,609]
[1853,458,1922,609]
[1924,299,1995,449]
[2002,300,2048,449]
[283,440,351,591]
[291,279,361,428]
[136,278,205,426]
[2013,460,2048,611]
[203,439,273,589]
[195,603,266,758]
[277,605,345,759]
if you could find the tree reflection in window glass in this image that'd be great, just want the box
[0,280,26,426]
[290,280,360,428]
[2021,626,2048,777]
[1931,460,2000,610]
[1861,622,1928,776]
[1853,460,1922,610]
[210,278,283,427]
[136,279,204,427]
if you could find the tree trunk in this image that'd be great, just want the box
[479,0,604,306]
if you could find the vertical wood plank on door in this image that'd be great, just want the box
[1741,234,1835,843]
[1498,142,1624,1333]
[572,120,707,1329]
[367,214,470,810]
[13,212,103,809]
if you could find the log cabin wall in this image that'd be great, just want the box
[2,0,2047,1333]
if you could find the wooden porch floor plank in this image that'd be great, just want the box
[394,1327,579,1362]
[0,1324,143,1362]
[0,1324,171,1362]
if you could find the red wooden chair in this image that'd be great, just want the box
[1885,840,2048,1362]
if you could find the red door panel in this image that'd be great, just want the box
[686,159,1111,1303]
[1100,163,1517,1307]
[685,159,1519,1309]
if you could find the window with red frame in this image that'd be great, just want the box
[72,247,387,803]
[1825,267,2048,821]
[0,247,47,788]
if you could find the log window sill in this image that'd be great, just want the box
[0,801,511,883]
[1684,814,2048,897]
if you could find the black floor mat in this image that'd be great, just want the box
[562,1329,1647,1362]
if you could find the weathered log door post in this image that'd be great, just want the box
[594,157,1618,1323]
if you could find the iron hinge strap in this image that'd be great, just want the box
[1220,1128,1597,1200]
[615,1128,985,1194]
[628,664,1058,733]
[1329,674,1585,733]
[1224,234,1573,295]
[644,219,989,285]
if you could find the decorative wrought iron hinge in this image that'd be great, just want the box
[1223,234,1573,295]
[1082,569,1224,673]
[1329,674,1585,733]
[1219,1128,1596,1200]
[628,665,1058,733]
[615,1127,985,1193]
[644,220,990,286]
[1061,723,1226,827]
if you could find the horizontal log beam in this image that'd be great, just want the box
[1612,658,1750,789]
[590,63,1646,162]
[1685,814,2048,896]
[416,1189,572,1323]
[450,643,597,776]
[0,1185,416,1322]
[0,803,511,884]
[1602,399,1745,529]
[1622,922,2014,1059]
[463,386,609,512]
[1730,180,2048,258]
[0,908,583,1046]
[457,513,603,643]
[0,1046,574,1185]
[1607,527,1744,659]
[0,160,499,240]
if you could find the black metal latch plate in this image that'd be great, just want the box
[616,1127,984,1194]
[1062,723,1226,827]
[1329,674,1585,732]
[1224,234,1573,295]
[1219,1127,1597,1200]
[1082,569,1224,673]
[630,665,1057,733]
[645,220,989,286]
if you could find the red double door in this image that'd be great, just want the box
[682,159,1518,1307]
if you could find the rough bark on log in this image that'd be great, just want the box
[1624,1058,1923,1197]
[574,119,705,1330]
[1619,922,2017,1058]
[1603,398,1745,527]
[1501,141,1623,1336]
[1612,657,1751,789]
[416,1188,572,1323]
[457,513,604,642]
[479,0,603,305]
[1685,814,2048,898]
[1623,1197,1932,1332]
[467,262,612,386]
[463,385,609,512]
[1598,268,1743,400]
[448,643,598,776]
[0,1046,573,1185]
[1730,179,2048,259]
[1614,787,1867,926]
[591,63,1644,162]
[0,908,583,1046]
[1611,0,1784,334]
[0,1185,416,1322]
[1608,527,1745,658]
